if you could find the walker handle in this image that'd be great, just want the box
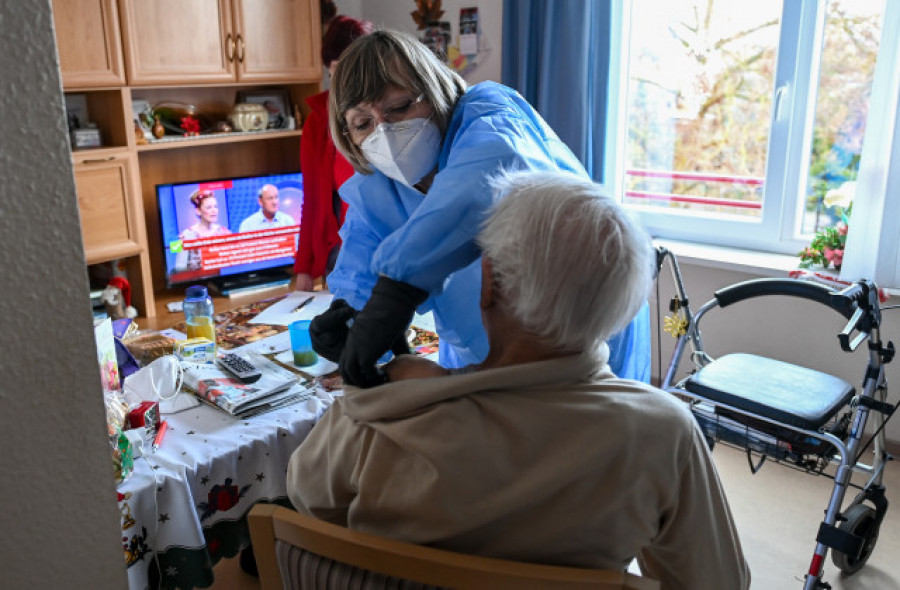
[713,279,850,316]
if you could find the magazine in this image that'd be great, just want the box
[181,352,314,418]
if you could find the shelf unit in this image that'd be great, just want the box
[53,0,322,319]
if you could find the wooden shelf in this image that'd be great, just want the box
[136,128,302,152]
[53,0,322,319]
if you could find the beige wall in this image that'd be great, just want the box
[0,1,126,587]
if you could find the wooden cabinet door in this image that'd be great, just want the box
[233,0,321,82]
[53,0,126,88]
[118,0,236,85]
[73,151,146,264]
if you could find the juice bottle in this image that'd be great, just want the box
[184,285,216,344]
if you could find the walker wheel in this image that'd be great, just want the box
[831,503,880,574]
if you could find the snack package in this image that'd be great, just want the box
[111,427,134,483]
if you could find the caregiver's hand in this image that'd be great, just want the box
[340,276,428,388]
[309,298,357,362]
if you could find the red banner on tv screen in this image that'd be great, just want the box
[181,227,298,271]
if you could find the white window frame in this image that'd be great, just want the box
[605,1,838,256]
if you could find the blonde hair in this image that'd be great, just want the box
[328,29,466,173]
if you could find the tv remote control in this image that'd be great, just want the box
[217,353,262,384]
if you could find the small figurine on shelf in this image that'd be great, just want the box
[133,120,148,145]
[152,115,165,139]
[101,276,138,320]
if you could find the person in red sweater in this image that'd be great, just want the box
[293,15,374,291]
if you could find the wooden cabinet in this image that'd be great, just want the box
[52,0,126,88]
[118,0,320,86]
[73,151,143,262]
[51,0,322,318]
[72,149,155,315]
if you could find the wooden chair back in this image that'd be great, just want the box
[248,504,659,590]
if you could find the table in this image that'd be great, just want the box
[117,385,335,590]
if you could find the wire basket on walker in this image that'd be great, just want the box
[655,246,897,590]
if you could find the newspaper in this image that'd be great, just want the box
[181,352,314,418]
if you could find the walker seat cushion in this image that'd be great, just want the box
[685,353,855,430]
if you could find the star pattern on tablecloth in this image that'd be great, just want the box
[166,565,177,577]
[201,475,210,485]
[254,472,265,482]
[158,513,169,523]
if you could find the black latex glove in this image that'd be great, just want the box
[309,298,357,363]
[340,276,428,388]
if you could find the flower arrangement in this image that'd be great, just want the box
[798,181,854,271]
[180,115,201,136]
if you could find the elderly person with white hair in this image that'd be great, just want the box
[287,170,750,590]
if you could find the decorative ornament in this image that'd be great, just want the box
[180,115,201,137]
[152,115,165,139]
[411,0,444,29]
[102,276,138,319]
[134,120,147,145]
[663,297,689,338]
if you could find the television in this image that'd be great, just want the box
[156,171,304,294]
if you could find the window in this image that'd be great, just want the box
[605,0,885,255]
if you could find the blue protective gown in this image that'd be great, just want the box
[327,82,651,381]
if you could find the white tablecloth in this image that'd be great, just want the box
[117,388,335,589]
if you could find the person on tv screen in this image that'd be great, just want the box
[175,189,231,271]
[238,184,297,233]
[293,15,374,293]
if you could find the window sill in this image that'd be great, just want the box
[653,239,804,277]
[655,239,899,298]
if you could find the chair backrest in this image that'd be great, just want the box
[248,504,659,590]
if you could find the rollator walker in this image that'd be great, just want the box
[656,247,896,589]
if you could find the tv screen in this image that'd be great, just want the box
[157,172,304,292]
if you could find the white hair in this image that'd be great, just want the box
[477,170,653,353]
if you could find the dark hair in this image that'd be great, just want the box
[320,0,337,25]
[321,16,374,67]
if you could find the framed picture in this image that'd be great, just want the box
[236,89,292,130]
[64,93,90,131]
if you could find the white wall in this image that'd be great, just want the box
[347,0,504,83]
[0,2,126,587]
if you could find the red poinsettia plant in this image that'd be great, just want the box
[180,115,201,136]
[798,181,854,271]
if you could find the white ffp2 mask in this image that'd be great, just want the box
[361,117,441,186]
[124,355,184,401]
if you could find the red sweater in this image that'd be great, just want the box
[294,90,354,279]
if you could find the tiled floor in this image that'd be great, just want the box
[209,444,900,590]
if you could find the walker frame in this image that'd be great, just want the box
[656,247,896,589]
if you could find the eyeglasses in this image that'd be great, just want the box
[343,94,426,144]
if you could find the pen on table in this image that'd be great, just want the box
[292,296,315,313]
[153,420,168,452]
